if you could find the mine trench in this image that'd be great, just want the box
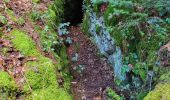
[62,0,127,99]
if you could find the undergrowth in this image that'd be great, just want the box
[10,29,72,99]
[83,0,170,99]
[30,0,72,91]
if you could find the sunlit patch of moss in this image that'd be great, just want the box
[23,57,57,91]
[0,71,18,99]
[32,0,40,3]
[0,71,17,90]
[10,29,41,56]
[82,13,90,36]
[10,29,72,99]
[28,86,72,100]
[144,83,170,100]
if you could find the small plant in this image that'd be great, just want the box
[58,22,70,36]
[31,11,42,21]
[106,87,122,100]
[17,17,25,25]
[71,53,79,62]
[65,37,73,44]
[73,64,85,74]
[0,15,7,25]
[40,27,58,52]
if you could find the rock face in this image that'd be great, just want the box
[87,7,125,80]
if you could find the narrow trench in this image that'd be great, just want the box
[62,0,126,99]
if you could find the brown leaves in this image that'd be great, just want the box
[159,41,170,66]
[159,42,170,52]
[0,38,12,47]
[8,0,32,15]
[0,38,37,87]
[0,56,4,68]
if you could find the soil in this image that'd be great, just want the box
[66,26,117,100]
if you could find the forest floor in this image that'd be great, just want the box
[66,26,117,100]
[0,0,120,99]
[0,0,54,89]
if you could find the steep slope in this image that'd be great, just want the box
[0,0,72,99]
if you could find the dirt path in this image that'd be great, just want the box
[66,26,116,100]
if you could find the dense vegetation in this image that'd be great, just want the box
[82,0,170,99]
[0,0,169,99]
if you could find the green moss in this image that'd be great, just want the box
[46,8,58,27]
[82,13,90,36]
[32,0,40,3]
[11,29,41,56]
[10,29,72,99]
[144,83,170,100]
[0,71,17,90]
[23,57,57,91]
[0,71,18,99]
[107,88,121,100]
[28,86,72,100]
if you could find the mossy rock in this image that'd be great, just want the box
[144,83,170,100]
[10,29,72,99]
